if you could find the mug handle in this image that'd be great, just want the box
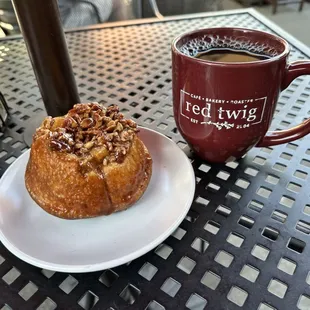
[257,61,310,147]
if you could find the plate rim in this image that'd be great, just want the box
[0,127,195,272]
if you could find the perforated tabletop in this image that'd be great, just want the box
[1,8,310,310]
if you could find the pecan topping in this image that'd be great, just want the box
[35,103,138,165]
[80,118,94,129]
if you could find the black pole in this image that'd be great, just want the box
[11,0,80,117]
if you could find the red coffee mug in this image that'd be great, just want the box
[172,27,310,163]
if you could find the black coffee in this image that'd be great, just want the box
[196,48,270,63]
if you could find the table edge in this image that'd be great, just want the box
[1,8,310,57]
[249,8,310,55]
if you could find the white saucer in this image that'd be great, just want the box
[0,127,195,272]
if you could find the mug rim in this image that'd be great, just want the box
[171,27,290,66]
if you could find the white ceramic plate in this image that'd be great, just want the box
[0,127,195,272]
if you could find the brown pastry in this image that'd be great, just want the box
[25,103,152,219]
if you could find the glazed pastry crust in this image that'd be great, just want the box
[25,103,152,219]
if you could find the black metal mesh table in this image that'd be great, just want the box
[1,8,310,310]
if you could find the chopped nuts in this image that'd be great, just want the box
[106,142,113,151]
[92,147,109,162]
[51,117,65,130]
[42,116,52,129]
[115,122,123,132]
[80,118,94,129]
[50,140,62,151]
[36,103,138,165]
[50,140,71,152]
[84,141,94,149]
[106,120,116,132]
